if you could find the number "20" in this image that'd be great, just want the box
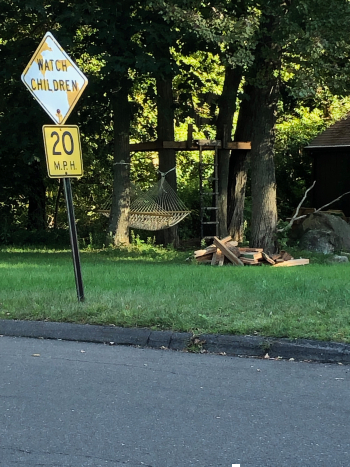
[51,130,74,155]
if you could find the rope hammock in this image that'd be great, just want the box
[98,169,191,231]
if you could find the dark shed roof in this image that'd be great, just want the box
[306,113,350,148]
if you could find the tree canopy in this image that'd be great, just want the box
[1,0,350,249]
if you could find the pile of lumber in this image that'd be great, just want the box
[194,236,309,267]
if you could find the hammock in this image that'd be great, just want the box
[98,175,190,231]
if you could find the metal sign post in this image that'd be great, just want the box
[63,178,84,301]
[22,31,88,301]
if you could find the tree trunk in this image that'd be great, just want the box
[155,72,179,247]
[245,10,281,253]
[228,152,249,242]
[107,81,131,246]
[228,83,254,241]
[249,81,279,253]
[215,66,242,238]
[27,161,46,230]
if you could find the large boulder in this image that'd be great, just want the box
[298,212,350,254]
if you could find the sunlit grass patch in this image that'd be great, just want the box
[1,246,350,343]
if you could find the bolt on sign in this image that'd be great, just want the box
[21,31,88,124]
[42,125,83,178]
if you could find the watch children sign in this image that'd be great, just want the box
[21,32,88,124]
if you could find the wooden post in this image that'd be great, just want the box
[187,124,193,149]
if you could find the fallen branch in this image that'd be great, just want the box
[315,190,350,213]
[278,182,350,232]
[278,181,316,232]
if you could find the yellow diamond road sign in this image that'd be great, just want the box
[43,125,83,178]
[21,32,88,124]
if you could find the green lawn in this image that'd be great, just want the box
[1,246,350,343]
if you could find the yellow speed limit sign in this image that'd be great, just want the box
[42,125,83,178]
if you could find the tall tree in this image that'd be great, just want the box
[246,10,281,252]
[137,4,190,246]
[228,83,254,241]
[244,0,350,250]
[77,0,137,245]
[215,66,243,237]
[0,0,54,232]
[108,78,132,245]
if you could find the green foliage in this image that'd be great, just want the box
[275,96,350,220]
[275,220,290,250]
[0,228,70,248]
[3,0,350,246]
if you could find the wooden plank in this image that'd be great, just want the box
[240,258,259,264]
[213,237,244,266]
[262,251,275,265]
[195,249,209,257]
[225,240,238,248]
[130,141,189,151]
[130,141,251,152]
[211,252,219,266]
[210,249,225,266]
[271,253,281,260]
[217,249,225,266]
[238,247,264,252]
[221,235,233,244]
[194,245,217,257]
[225,242,240,257]
[272,259,310,267]
[195,139,222,147]
[226,142,251,150]
[241,251,263,260]
[130,211,172,218]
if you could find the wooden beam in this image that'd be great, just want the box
[211,252,219,266]
[226,142,251,150]
[194,245,217,257]
[130,141,217,151]
[195,139,222,147]
[213,236,244,266]
[129,140,251,152]
[262,251,275,265]
[240,258,260,265]
[241,251,263,261]
[213,249,225,266]
[217,249,225,266]
[272,259,309,267]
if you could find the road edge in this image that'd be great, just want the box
[1,319,350,363]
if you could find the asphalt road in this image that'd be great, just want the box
[0,336,349,467]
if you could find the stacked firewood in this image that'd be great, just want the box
[194,236,309,267]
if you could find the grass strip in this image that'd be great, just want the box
[1,247,350,343]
